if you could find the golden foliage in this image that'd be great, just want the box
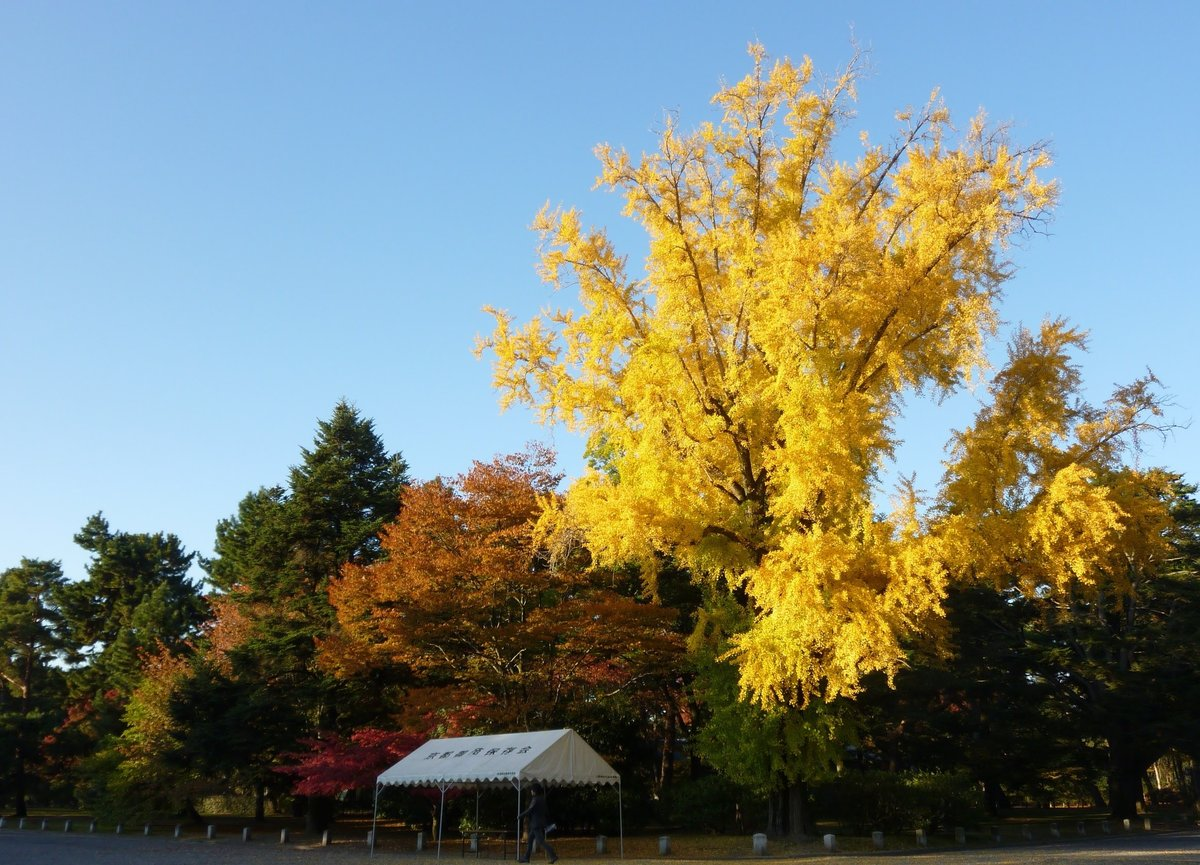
[481,45,1165,706]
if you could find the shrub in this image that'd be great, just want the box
[816,769,984,834]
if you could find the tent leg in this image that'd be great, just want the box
[437,787,446,859]
[618,781,624,858]
[371,782,381,857]
[515,781,523,863]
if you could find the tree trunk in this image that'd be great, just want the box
[304,795,335,834]
[766,779,810,838]
[1107,735,1148,821]
[659,699,676,792]
[982,778,1008,816]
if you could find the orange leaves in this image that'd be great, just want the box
[323,446,683,729]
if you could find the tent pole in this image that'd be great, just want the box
[618,780,624,858]
[515,778,523,862]
[438,785,447,859]
[475,788,481,830]
[371,781,381,857]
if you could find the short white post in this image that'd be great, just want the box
[206,825,216,840]
[0,817,6,829]
[1022,823,1033,840]
[41,819,48,831]
[280,828,289,844]
[1102,820,1111,833]
[242,827,251,842]
[596,835,607,854]
[1049,822,1060,838]
[367,830,374,848]
[954,826,966,844]
[174,824,182,838]
[822,833,836,851]
[1143,817,1152,831]
[1123,818,1131,832]
[18,818,26,830]
[89,820,96,833]
[872,830,884,849]
[144,824,151,836]
[470,832,480,852]
[64,819,71,833]
[322,829,331,847]
[115,823,122,835]
[416,830,425,851]
[752,832,767,855]
[915,828,927,847]
[658,835,670,855]
[1077,820,1087,835]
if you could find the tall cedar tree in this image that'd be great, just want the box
[62,514,203,693]
[323,446,685,751]
[201,401,408,826]
[0,559,69,817]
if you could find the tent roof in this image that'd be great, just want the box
[376,728,620,789]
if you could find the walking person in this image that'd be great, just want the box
[518,782,558,864]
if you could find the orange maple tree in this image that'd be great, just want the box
[322,446,684,732]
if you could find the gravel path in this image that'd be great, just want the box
[3,829,1200,865]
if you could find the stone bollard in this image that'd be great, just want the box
[822,833,837,852]
[1101,820,1111,834]
[872,830,884,849]
[115,823,123,835]
[658,835,671,855]
[596,834,607,854]
[752,832,768,855]
[1049,822,1060,838]
[41,819,48,831]
[89,821,96,833]
[1123,818,1131,832]
[144,824,152,836]
[1021,824,1033,840]
[280,828,289,844]
[1143,817,1152,831]
[955,826,966,845]
[174,824,182,839]
[0,817,6,829]
[242,827,252,842]
[915,828,927,847]
[207,825,216,840]
[18,818,26,830]
[322,829,331,847]
[416,830,425,851]
[1077,821,1087,836]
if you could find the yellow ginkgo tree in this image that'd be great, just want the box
[480,45,1165,707]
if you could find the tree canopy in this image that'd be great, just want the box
[480,44,1170,708]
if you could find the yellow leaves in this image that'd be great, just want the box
[479,44,1081,707]
[727,520,947,706]
[1027,463,1124,591]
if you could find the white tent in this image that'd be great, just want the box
[372,729,622,858]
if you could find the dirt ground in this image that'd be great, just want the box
[2,825,1200,865]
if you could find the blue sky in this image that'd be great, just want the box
[2,2,1197,583]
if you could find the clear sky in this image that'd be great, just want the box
[2,1,1197,584]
